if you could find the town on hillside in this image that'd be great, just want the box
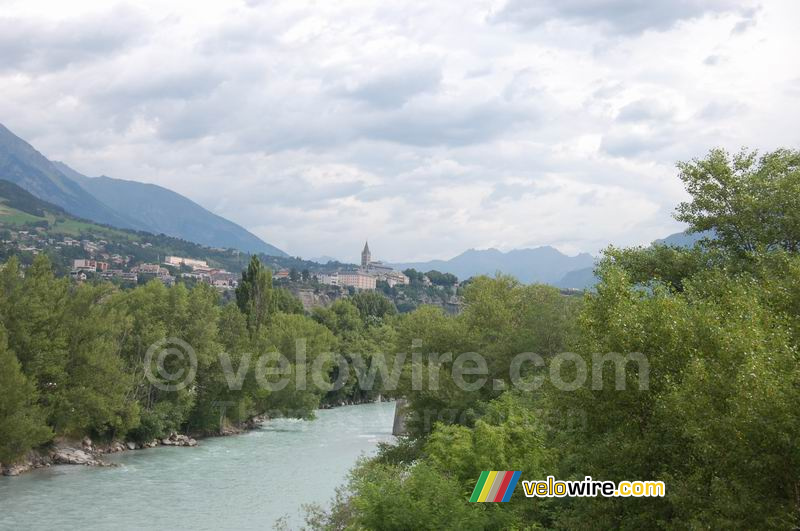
[0,229,463,313]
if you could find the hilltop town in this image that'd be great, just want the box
[0,221,462,313]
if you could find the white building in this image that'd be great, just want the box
[164,256,209,269]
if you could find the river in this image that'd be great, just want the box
[0,401,396,530]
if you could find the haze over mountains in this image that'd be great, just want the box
[391,230,708,289]
[0,123,286,256]
[392,246,595,286]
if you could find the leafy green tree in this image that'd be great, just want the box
[603,244,712,292]
[320,460,487,531]
[312,300,362,336]
[52,282,138,438]
[273,288,305,314]
[257,313,338,418]
[236,256,274,332]
[425,270,458,287]
[402,268,424,284]
[349,291,397,322]
[0,325,52,463]
[676,148,800,254]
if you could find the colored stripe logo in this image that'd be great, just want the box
[470,471,521,502]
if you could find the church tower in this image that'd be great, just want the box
[361,241,371,268]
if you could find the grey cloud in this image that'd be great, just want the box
[616,99,674,122]
[0,0,789,262]
[601,130,674,158]
[492,0,748,35]
[0,6,150,73]
[486,182,536,202]
[696,101,748,120]
[731,6,760,33]
[333,64,442,108]
[360,100,535,147]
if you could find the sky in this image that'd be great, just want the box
[1,0,798,262]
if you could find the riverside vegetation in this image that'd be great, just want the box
[1,148,799,529]
[305,148,800,530]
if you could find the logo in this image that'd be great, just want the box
[469,471,521,502]
[144,337,197,392]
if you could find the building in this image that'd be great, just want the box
[133,263,164,275]
[164,256,209,269]
[361,241,371,268]
[338,270,377,290]
[317,273,339,286]
[73,259,109,272]
[101,270,138,283]
[377,269,410,288]
[359,241,409,287]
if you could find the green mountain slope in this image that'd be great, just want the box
[54,162,286,257]
[0,123,286,257]
[0,123,139,229]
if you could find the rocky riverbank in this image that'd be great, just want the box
[1,432,199,477]
[1,401,389,477]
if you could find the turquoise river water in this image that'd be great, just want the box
[0,401,396,530]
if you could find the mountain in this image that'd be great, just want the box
[555,267,598,290]
[54,162,286,257]
[0,178,258,274]
[0,123,286,256]
[0,179,69,221]
[554,229,715,290]
[0,123,136,229]
[308,255,340,264]
[392,246,595,285]
[653,230,712,247]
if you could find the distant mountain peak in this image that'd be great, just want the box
[392,245,595,284]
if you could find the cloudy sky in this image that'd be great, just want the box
[1,0,798,262]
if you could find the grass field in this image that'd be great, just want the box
[0,203,138,241]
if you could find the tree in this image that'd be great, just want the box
[273,288,305,314]
[402,268,424,284]
[51,282,138,438]
[676,148,800,254]
[0,325,52,463]
[425,270,458,287]
[349,291,397,322]
[236,256,274,332]
[602,244,712,292]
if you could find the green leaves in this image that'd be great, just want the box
[676,147,800,255]
[0,325,52,463]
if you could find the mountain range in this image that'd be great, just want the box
[391,229,710,289]
[0,123,286,256]
[392,246,596,285]
[553,230,713,289]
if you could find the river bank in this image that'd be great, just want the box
[0,432,201,477]
[0,402,396,530]
[1,398,395,477]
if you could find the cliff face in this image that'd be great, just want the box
[392,399,409,436]
[291,288,342,312]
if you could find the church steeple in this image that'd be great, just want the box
[361,241,371,268]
